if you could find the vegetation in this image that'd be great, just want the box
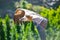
[0,6,60,40]
[0,0,60,40]
[0,15,40,40]
[40,6,60,40]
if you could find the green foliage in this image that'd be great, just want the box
[0,15,40,40]
[38,6,60,40]
[0,17,5,40]
[0,0,60,40]
[0,0,60,39]
[39,6,60,30]
[0,6,60,40]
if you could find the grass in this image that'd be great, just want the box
[0,15,60,40]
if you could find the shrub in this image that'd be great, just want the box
[0,15,40,40]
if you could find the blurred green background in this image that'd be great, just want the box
[0,0,60,40]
